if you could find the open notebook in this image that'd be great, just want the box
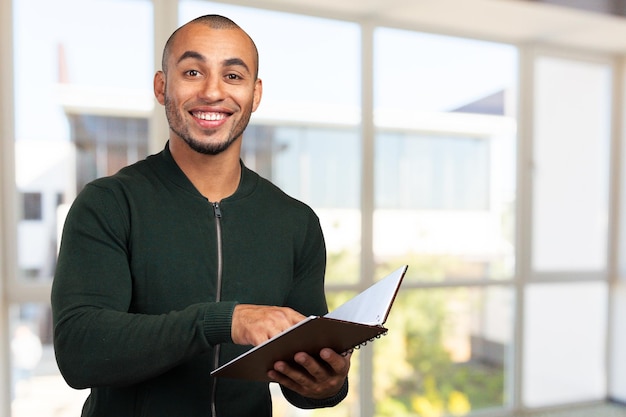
[211,265,408,381]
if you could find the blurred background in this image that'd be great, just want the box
[2,0,626,416]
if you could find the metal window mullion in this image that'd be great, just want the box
[607,54,625,403]
[0,0,16,415]
[358,19,375,417]
[512,43,536,415]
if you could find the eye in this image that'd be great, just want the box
[226,73,242,81]
[185,69,201,77]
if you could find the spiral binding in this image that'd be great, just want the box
[341,330,388,356]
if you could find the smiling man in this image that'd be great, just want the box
[51,15,350,417]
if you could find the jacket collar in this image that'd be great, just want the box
[153,141,258,202]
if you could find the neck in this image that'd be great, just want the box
[169,138,242,202]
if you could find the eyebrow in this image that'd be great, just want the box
[176,51,251,74]
[223,58,250,74]
[177,50,205,64]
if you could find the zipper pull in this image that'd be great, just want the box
[212,202,222,218]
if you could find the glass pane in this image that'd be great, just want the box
[13,0,153,283]
[10,303,88,417]
[376,133,490,211]
[180,3,362,284]
[532,57,611,272]
[374,286,513,416]
[523,282,607,407]
[374,30,517,283]
[375,28,518,114]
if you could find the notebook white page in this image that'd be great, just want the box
[324,265,407,325]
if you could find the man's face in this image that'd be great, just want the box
[154,24,262,155]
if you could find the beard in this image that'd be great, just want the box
[164,94,252,156]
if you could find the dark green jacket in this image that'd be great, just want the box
[51,144,347,416]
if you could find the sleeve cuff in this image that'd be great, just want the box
[203,301,239,346]
[281,377,349,409]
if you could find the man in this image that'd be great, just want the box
[51,14,350,417]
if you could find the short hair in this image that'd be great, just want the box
[161,14,259,79]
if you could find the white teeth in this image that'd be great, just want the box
[193,112,225,121]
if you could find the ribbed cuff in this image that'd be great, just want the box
[307,377,349,408]
[203,301,239,346]
[282,377,349,409]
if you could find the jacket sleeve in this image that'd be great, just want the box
[51,183,236,389]
[284,208,329,317]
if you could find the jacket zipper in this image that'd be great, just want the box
[210,201,223,417]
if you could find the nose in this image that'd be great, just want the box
[199,74,226,102]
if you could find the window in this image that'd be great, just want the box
[523,282,608,406]
[375,133,490,210]
[3,1,621,417]
[524,53,612,407]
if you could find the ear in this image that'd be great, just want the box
[252,78,263,112]
[154,71,166,105]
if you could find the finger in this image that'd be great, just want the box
[293,352,328,380]
[269,358,348,399]
[319,349,352,375]
[231,305,307,345]
[268,369,303,395]
[269,361,313,390]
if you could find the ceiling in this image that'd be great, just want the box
[226,0,626,54]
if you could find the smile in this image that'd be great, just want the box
[191,111,227,121]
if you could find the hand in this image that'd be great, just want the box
[231,304,305,346]
[268,348,352,399]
